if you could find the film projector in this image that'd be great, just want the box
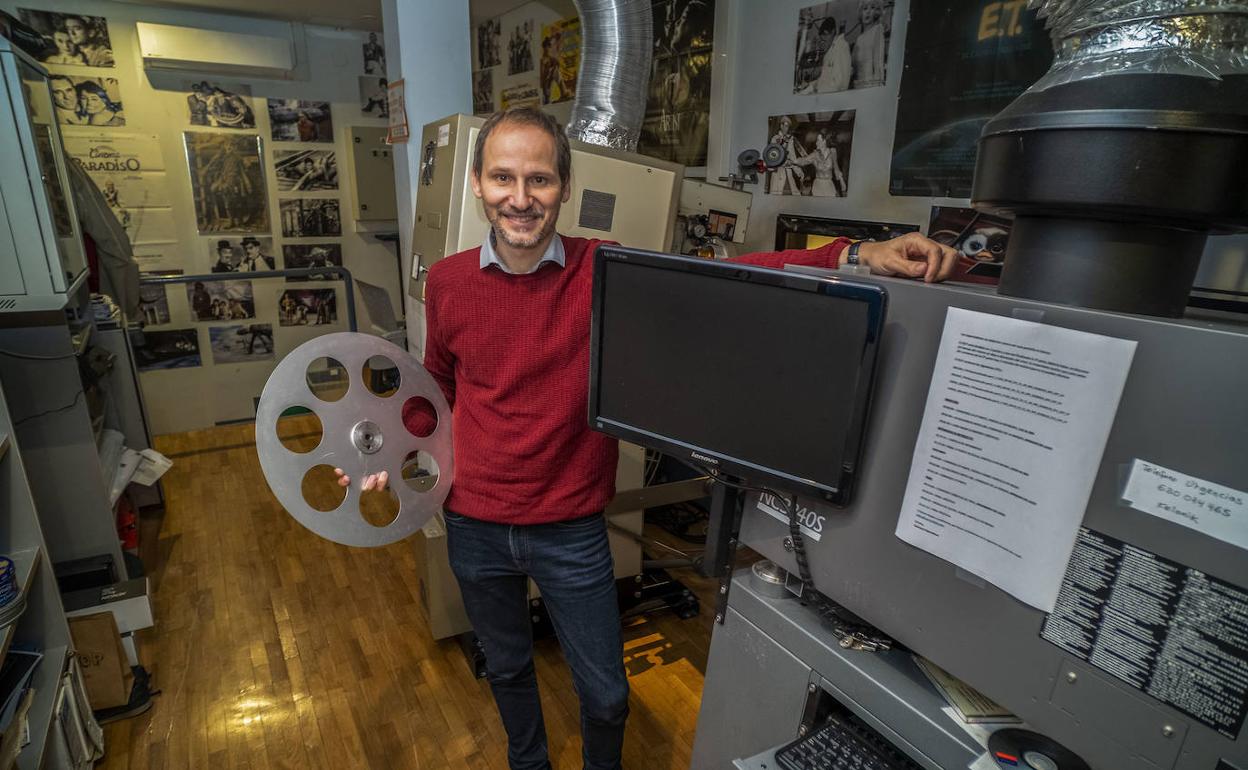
[254,333,453,547]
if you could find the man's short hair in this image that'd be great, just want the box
[818,19,835,35]
[473,107,572,188]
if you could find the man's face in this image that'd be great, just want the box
[218,247,234,262]
[65,18,87,45]
[245,243,260,258]
[51,79,76,110]
[471,122,569,251]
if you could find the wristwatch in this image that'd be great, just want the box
[846,239,871,266]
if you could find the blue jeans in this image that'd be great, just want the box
[445,510,629,770]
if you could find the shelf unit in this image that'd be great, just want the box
[0,547,43,663]
[0,380,75,769]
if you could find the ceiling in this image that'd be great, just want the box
[112,0,384,31]
[113,0,579,33]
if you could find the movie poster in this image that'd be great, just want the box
[363,32,386,74]
[279,289,338,326]
[48,75,124,127]
[540,17,580,105]
[279,199,341,238]
[477,18,502,69]
[206,236,277,272]
[793,0,894,94]
[765,111,857,197]
[134,328,201,371]
[186,280,255,322]
[18,9,114,67]
[500,82,541,110]
[274,150,338,192]
[282,244,342,282]
[267,99,333,143]
[359,76,389,118]
[639,0,715,167]
[137,283,170,326]
[473,70,495,115]
[184,133,269,233]
[508,19,535,75]
[889,0,1052,197]
[209,324,274,364]
[927,205,1013,285]
[63,132,175,245]
[184,81,255,129]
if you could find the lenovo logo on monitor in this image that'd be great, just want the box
[690,452,719,465]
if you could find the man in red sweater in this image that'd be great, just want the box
[340,108,956,770]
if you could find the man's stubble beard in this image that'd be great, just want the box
[488,206,558,251]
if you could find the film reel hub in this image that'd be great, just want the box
[352,420,384,454]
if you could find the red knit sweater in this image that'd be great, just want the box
[409,235,849,525]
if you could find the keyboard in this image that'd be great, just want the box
[774,712,923,770]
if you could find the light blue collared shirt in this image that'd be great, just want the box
[479,229,565,274]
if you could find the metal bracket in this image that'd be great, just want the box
[708,483,746,625]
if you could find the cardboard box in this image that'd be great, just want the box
[69,613,133,711]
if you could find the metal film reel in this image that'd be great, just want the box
[255,333,453,547]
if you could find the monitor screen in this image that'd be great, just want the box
[590,247,887,504]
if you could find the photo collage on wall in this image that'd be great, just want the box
[639,0,716,167]
[473,11,580,117]
[40,20,375,379]
[757,1,899,203]
[20,9,125,128]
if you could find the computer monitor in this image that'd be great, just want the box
[589,246,887,505]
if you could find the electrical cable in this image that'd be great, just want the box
[0,349,76,361]
[13,390,86,426]
[697,466,893,652]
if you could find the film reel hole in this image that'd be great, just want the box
[277,408,322,454]
[307,357,349,402]
[401,450,441,494]
[363,355,401,398]
[301,464,346,512]
[402,396,439,438]
[360,486,400,528]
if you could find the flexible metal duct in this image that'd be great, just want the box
[1030,0,1248,89]
[567,0,653,150]
[970,0,1248,317]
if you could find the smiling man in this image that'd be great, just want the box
[339,107,957,770]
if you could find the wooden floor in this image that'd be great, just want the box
[99,418,737,769]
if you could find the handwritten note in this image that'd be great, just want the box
[1122,460,1248,552]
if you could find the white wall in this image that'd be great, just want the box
[381,0,471,355]
[6,0,402,433]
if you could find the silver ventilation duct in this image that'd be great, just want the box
[567,0,653,151]
[970,0,1248,317]
[1029,0,1248,90]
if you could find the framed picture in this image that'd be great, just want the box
[184,133,269,234]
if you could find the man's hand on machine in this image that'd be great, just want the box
[333,468,389,490]
[856,232,959,283]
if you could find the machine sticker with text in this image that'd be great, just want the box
[756,492,824,541]
[1041,528,1248,739]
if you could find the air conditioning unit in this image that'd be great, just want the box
[136,21,298,80]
